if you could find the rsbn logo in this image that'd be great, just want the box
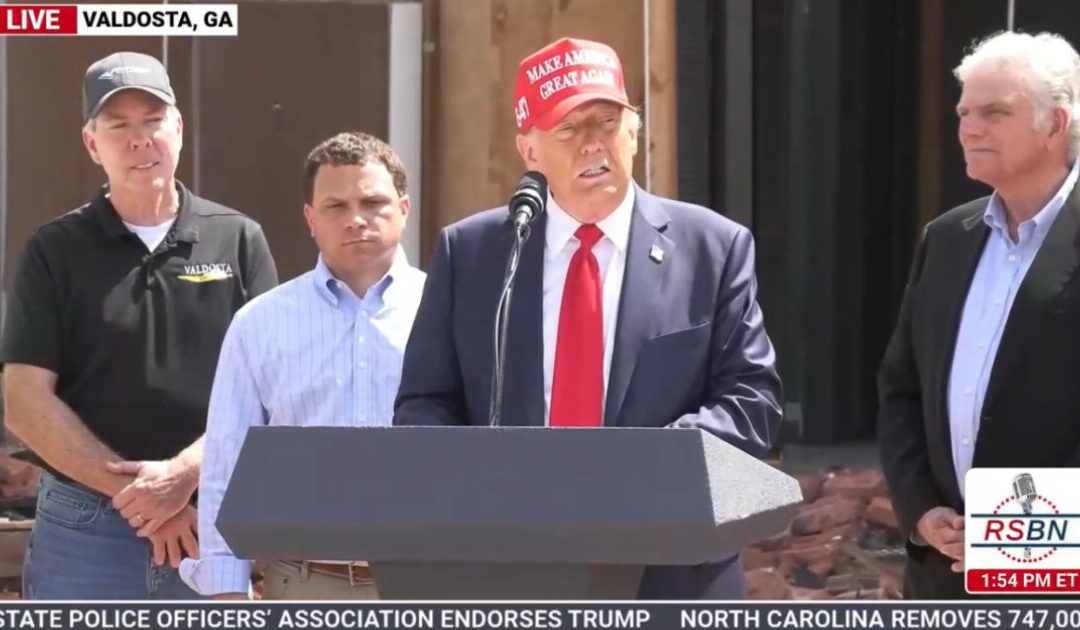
[972,473,1072,564]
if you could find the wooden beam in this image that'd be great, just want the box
[646,0,677,198]
[433,0,493,232]
[420,0,440,266]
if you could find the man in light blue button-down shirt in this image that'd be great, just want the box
[879,31,1080,598]
[179,132,425,599]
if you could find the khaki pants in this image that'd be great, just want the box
[261,561,379,600]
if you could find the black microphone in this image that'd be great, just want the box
[509,171,547,234]
[489,172,547,426]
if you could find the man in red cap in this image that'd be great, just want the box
[395,37,781,599]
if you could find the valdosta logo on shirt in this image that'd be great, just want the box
[177,263,234,283]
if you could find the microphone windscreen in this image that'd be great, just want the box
[518,171,548,196]
[1012,473,1036,499]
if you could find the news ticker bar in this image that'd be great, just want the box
[1,603,1079,630]
[0,5,237,36]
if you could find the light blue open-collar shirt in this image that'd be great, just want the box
[179,252,425,595]
[947,160,1079,497]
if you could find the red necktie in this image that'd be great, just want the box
[550,224,604,427]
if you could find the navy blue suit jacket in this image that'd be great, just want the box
[394,185,782,598]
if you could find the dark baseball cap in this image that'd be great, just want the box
[82,52,176,120]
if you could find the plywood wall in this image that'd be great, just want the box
[3,2,392,284]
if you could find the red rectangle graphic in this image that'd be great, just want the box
[0,5,77,35]
[968,569,1080,593]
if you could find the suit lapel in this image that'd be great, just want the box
[502,214,547,427]
[604,186,674,426]
[931,206,990,502]
[981,189,1080,417]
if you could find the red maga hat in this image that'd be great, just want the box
[513,37,633,133]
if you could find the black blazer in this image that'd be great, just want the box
[878,187,1080,598]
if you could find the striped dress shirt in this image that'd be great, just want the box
[179,252,425,596]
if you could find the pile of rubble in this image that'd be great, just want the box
[0,452,38,597]
[743,467,905,599]
[0,453,39,501]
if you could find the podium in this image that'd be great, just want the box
[217,426,802,599]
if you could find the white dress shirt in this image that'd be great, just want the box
[542,186,634,426]
[947,160,1079,497]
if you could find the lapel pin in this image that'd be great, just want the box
[649,244,665,264]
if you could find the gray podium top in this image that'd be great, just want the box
[217,426,802,565]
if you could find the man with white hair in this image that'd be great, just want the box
[879,31,1080,598]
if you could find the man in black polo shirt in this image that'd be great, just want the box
[0,52,277,599]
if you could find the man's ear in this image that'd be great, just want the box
[516,132,540,169]
[82,127,103,165]
[1048,106,1070,150]
[303,204,317,238]
[174,111,184,150]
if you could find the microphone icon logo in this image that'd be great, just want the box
[966,468,1075,592]
[1012,473,1037,559]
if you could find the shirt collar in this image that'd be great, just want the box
[545,184,635,259]
[313,247,412,308]
[94,180,199,243]
[983,159,1080,242]
[380,247,416,307]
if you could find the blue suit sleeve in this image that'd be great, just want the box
[667,227,783,458]
[394,227,467,426]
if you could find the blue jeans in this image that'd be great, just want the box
[23,473,205,600]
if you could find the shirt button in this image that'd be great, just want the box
[964,388,973,396]
[961,437,971,446]
[1007,254,1017,262]
[358,336,365,343]
[359,362,367,369]
[977,342,986,349]
[336,281,345,289]
[336,378,344,386]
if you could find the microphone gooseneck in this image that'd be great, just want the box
[489,172,548,426]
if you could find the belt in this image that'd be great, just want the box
[279,560,374,586]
